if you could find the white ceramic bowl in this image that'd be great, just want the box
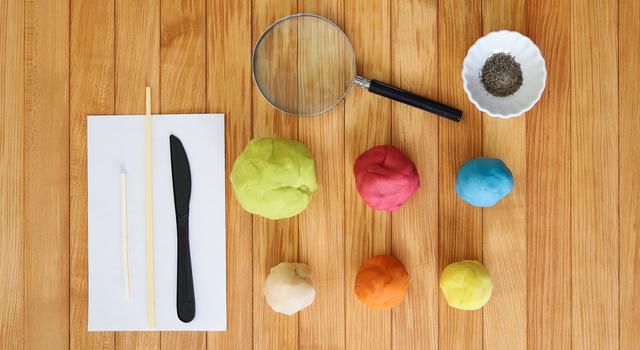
[462,30,547,118]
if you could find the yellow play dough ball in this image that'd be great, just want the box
[439,260,492,310]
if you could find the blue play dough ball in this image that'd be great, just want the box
[456,158,514,208]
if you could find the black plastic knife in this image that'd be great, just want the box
[169,135,195,323]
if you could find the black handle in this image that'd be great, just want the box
[176,215,195,323]
[368,80,462,122]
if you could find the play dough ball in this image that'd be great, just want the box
[231,138,318,220]
[264,262,316,315]
[455,157,513,208]
[353,145,420,211]
[439,260,493,310]
[354,255,410,310]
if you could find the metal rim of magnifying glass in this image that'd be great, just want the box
[251,13,358,117]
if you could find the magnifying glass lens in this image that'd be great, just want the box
[253,15,356,116]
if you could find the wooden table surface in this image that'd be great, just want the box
[1,0,639,349]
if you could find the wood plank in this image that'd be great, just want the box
[619,1,640,349]
[343,0,392,349]
[160,0,207,347]
[115,0,161,347]
[24,0,70,348]
[570,0,619,348]
[0,0,24,348]
[251,1,299,349]
[69,0,116,348]
[296,1,346,349]
[481,1,527,349]
[525,0,572,349]
[437,0,483,349]
[389,1,438,349]
[160,0,206,115]
[205,0,253,349]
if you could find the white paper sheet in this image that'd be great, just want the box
[87,114,226,331]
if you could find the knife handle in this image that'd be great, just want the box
[177,216,195,323]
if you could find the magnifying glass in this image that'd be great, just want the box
[253,13,462,122]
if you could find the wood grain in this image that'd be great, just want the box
[251,1,299,349]
[70,0,116,348]
[0,0,24,348]
[437,0,483,349]
[481,1,527,349]
[525,0,572,349]
[115,0,161,347]
[390,0,439,349]
[344,0,392,349]
[619,1,640,349]
[206,0,253,349]
[161,0,206,116]
[297,1,346,349]
[24,0,70,348]
[160,0,207,347]
[571,0,619,349]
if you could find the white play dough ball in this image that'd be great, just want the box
[264,262,316,315]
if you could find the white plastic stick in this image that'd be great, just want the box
[121,171,131,300]
[145,86,156,328]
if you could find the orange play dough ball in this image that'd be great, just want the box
[354,255,410,310]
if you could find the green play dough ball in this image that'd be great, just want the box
[230,138,318,220]
[439,260,493,310]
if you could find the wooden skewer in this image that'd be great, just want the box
[121,171,131,300]
[145,86,156,328]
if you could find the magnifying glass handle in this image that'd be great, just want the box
[358,78,463,122]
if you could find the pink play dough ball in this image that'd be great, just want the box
[353,145,420,211]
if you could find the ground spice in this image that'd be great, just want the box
[480,53,523,97]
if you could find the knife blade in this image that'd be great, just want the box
[170,135,195,323]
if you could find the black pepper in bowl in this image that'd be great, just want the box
[480,53,523,97]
